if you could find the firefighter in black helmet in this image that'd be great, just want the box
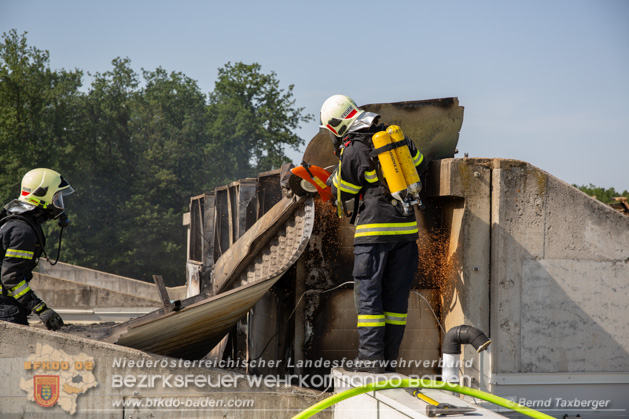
[321,95,428,373]
[0,168,74,330]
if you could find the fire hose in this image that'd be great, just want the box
[290,378,555,419]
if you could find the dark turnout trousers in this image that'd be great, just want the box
[353,240,418,364]
[0,294,29,325]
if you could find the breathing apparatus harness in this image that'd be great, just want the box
[334,144,353,220]
[0,208,68,267]
[334,122,422,223]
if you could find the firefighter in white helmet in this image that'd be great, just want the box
[321,95,428,373]
[0,168,74,330]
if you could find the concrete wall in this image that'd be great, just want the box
[489,159,629,374]
[427,158,629,395]
[38,261,187,302]
[0,322,331,418]
[427,158,493,389]
[30,272,160,308]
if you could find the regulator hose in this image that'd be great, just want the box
[290,378,554,419]
[45,226,64,266]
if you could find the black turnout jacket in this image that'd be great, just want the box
[0,212,46,313]
[327,123,428,245]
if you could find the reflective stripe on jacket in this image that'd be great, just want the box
[0,213,45,311]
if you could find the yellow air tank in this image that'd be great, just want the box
[372,131,408,205]
[387,125,422,198]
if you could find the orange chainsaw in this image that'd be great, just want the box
[288,162,334,201]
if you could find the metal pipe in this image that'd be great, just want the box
[443,325,491,355]
[442,325,491,383]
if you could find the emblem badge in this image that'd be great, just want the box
[34,375,59,408]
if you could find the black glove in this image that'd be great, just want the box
[34,302,64,331]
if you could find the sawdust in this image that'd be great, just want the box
[416,227,457,299]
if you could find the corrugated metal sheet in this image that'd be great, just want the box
[102,196,314,360]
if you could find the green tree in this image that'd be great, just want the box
[0,30,82,204]
[61,58,140,274]
[206,62,313,184]
[124,67,210,283]
[2,34,313,286]
[575,184,629,203]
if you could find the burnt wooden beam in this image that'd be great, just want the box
[153,275,176,311]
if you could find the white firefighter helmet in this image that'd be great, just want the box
[320,95,365,137]
[18,168,74,217]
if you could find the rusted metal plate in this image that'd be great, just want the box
[102,197,315,360]
[302,97,464,168]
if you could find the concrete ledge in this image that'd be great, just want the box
[27,307,156,326]
[31,272,161,308]
[0,322,331,418]
[38,261,187,302]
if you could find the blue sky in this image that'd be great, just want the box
[2,0,628,191]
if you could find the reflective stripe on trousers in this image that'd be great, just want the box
[8,280,31,299]
[354,241,418,361]
[355,222,418,238]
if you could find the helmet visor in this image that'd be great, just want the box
[52,186,74,209]
[52,192,64,209]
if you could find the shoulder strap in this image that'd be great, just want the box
[369,138,409,158]
[0,214,46,252]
